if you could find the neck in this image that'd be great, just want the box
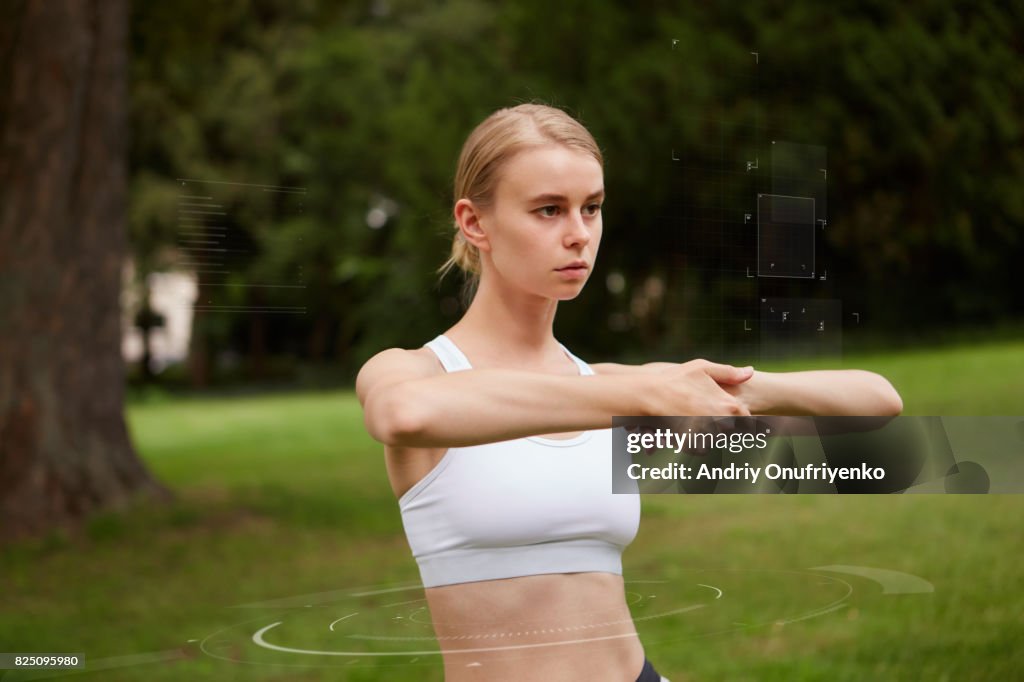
[449,273,561,359]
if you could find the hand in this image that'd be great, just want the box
[646,360,754,416]
[721,373,759,414]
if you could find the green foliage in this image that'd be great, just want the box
[128,1,1024,382]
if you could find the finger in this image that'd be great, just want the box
[703,362,754,385]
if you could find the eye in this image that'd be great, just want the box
[537,205,559,217]
[584,203,602,216]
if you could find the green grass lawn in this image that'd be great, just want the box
[1,340,1022,681]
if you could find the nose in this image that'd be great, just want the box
[563,210,592,249]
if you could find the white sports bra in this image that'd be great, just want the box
[397,334,641,588]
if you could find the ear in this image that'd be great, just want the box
[454,198,491,253]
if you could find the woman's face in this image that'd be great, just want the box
[479,145,604,301]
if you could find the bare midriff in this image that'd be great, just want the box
[424,572,645,681]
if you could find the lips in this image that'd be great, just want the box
[556,260,588,272]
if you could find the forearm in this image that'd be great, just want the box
[735,369,903,416]
[589,361,678,375]
[364,369,652,447]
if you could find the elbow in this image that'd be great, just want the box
[363,384,430,446]
[845,370,902,417]
[886,387,904,416]
[872,373,903,416]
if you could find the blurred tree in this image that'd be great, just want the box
[0,0,172,540]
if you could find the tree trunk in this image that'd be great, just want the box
[0,0,173,542]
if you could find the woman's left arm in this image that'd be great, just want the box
[724,369,902,416]
[592,363,903,417]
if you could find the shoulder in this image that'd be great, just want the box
[355,345,443,406]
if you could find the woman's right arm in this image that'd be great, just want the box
[355,349,753,448]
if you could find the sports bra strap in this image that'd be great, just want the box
[424,335,473,372]
[558,343,595,376]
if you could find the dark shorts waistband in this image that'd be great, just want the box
[636,657,666,682]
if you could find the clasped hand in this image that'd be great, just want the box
[648,360,755,416]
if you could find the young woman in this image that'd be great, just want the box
[356,103,902,682]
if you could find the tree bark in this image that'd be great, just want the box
[0,0,173,542]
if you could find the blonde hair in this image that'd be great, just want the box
[438,103,604,294]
